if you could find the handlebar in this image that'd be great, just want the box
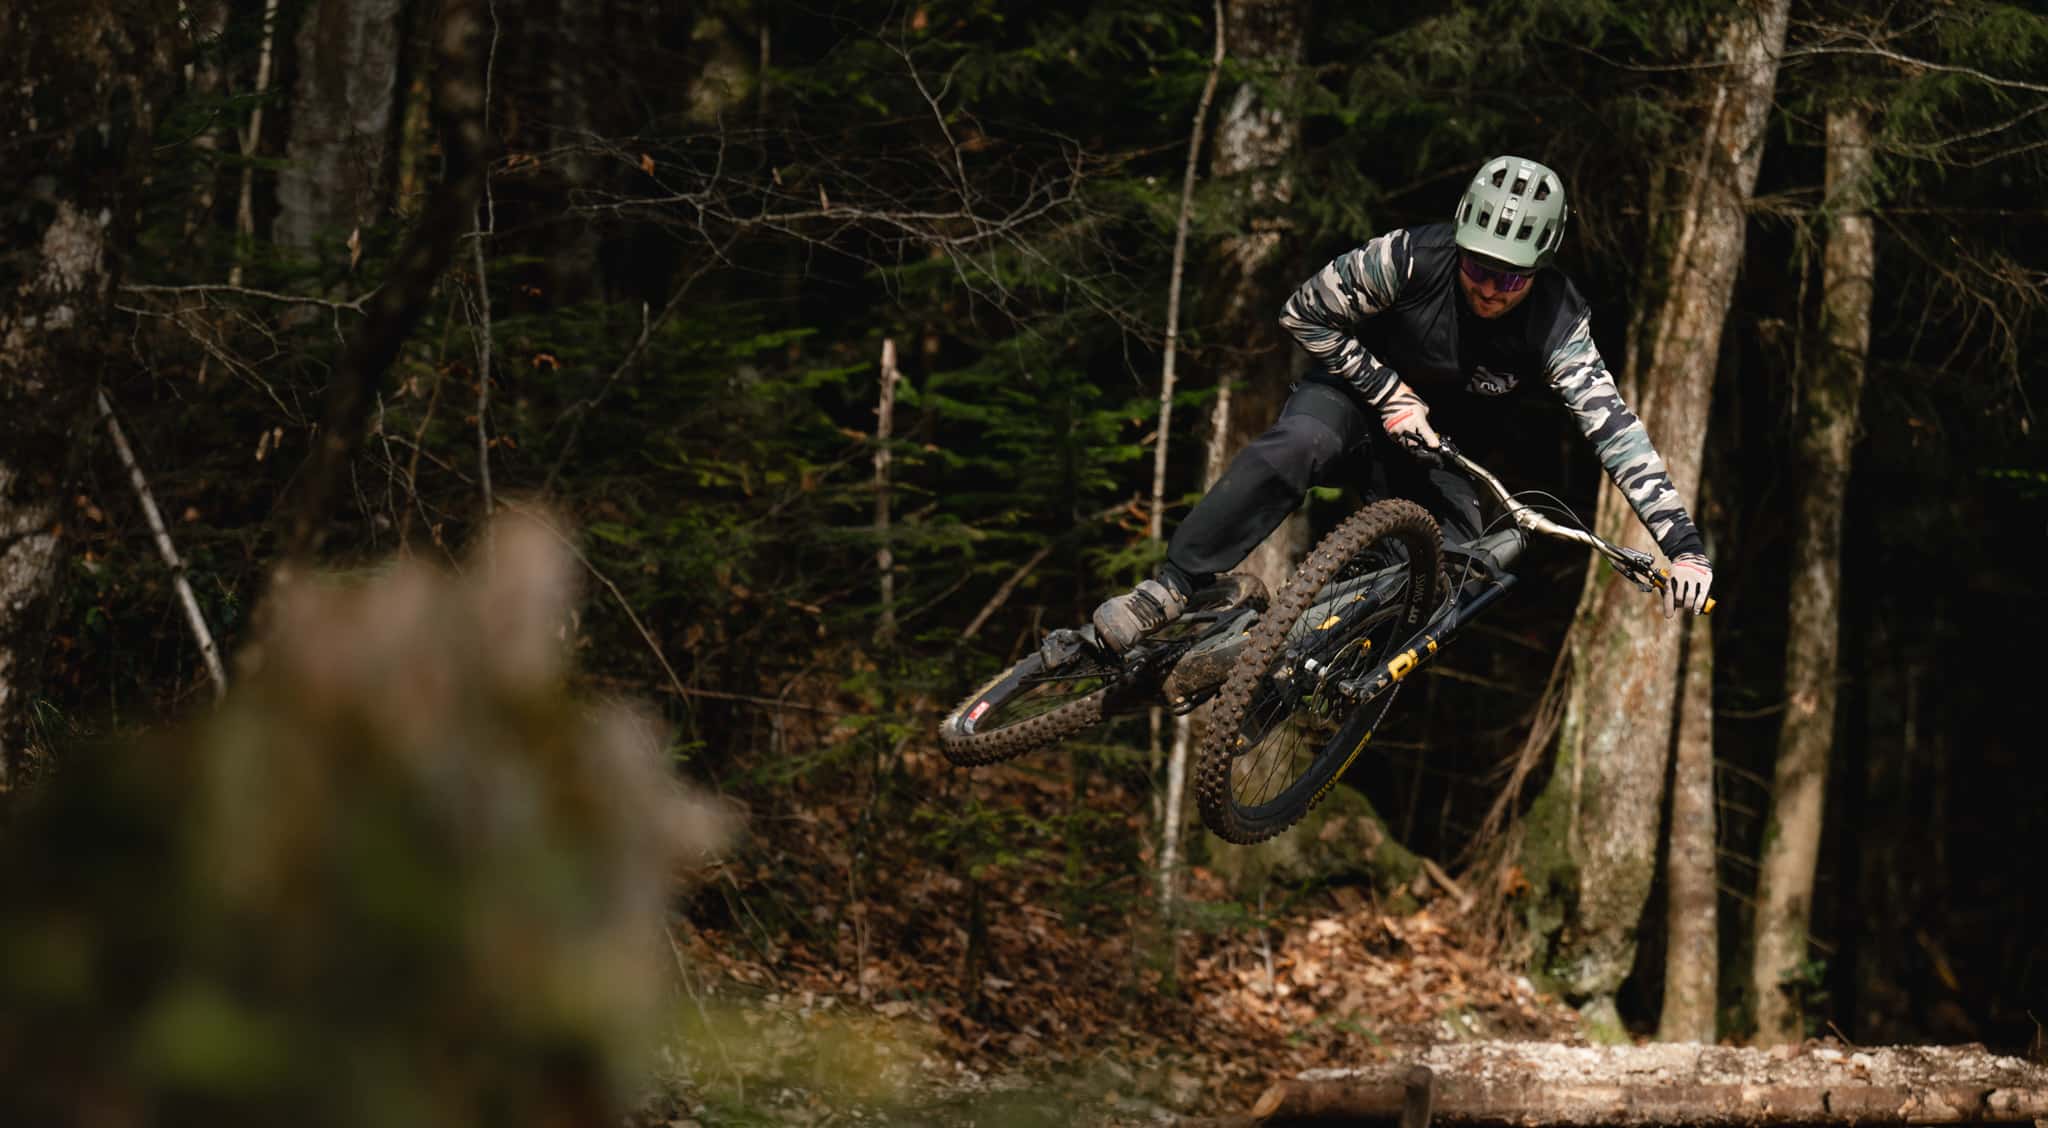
[1438,439,1716,616]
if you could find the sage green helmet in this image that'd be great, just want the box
[1453,155,1568,270]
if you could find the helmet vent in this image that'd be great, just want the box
[1537,223,1555,250]
[1490,167,1507,187]
[1516,221,1535,242]
[1512,174,1529,196]
[1476,206,1492,229]
[1494,215,1513,237]
[1534,179,1553,201]
[1460,201,1473,224]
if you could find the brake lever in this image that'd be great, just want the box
[1402,432,1459,471]
[1605,546,1661,593]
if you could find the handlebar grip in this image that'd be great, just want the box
[1654,568,1717,616]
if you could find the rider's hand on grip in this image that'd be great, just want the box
[1377,381,1441,464]
[1662,553,1713,619]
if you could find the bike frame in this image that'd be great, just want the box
[1326,444,1707,704]
[1029,445,1706,719]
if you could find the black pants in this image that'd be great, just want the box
[1160,378,1485,595]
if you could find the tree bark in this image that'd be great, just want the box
[1751,101,1876,1045]
[0,205,100,786]
[874,338,899,644]
[96,388,229,699]
[1175,0,1309,900]
[1155,0,1226,924]
[275,0,408,251]
[1,0,191,785]
[1529,0,1790,1024]
[1658,612,1718,1042]
[281,0,488,564]
[1207,0,1310,598]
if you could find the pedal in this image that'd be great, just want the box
[1038,627,1094,670]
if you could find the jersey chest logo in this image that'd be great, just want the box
[1468,365,1519,396]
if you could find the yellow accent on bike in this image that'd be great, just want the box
[1389,650,1418,679]
[1316,614,1342,630]
[1314,732,1374,805]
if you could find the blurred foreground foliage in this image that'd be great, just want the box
[0,511,751,1126]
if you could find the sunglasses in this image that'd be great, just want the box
[1459,253,1535,293]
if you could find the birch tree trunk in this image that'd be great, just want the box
[1,1,186,786]
[1528,0,1790,1030]
[874,338,899,645]
[275,0,408,251]
[1751,101,1876,1045]
[1658,611,1718,1041]
[1154,0,1226,924]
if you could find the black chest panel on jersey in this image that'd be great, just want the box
[1354,222,1587,407]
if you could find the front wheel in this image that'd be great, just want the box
[1196,500,1444,844]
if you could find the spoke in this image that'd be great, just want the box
[1225,554,1417,814]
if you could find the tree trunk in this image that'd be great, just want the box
[1187,0,1324,898]
[280,0,489,563]
[275,0,408,251]
[1,1,186,786]
[1658,612,1718,1042]
[541,0,602,302]
[1751,101,1876,1045]
[1528,0,1790,1026]
[1153,0,1226,925]
[1208,0,1310,598]
[0,199,83,775]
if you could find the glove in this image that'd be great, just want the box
[1663,552,1713,619]
[1378,381,1441,462]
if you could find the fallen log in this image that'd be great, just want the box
[1247,1042,2048,1125]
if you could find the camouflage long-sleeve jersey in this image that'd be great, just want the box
[1279,221,1706,561]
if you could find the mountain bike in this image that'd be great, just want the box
[938,440,1711,845]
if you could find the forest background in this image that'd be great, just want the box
[2,0,2045,1121]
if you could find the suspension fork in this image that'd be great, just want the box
[1332,572,1519,701]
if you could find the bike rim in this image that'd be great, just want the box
[1224,543,1422,819]
[966,655,1122,735]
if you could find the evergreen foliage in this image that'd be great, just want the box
[7,0,2045,1068]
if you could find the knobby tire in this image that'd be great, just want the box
[1196,500,1444,844]
[939,652,1117,766]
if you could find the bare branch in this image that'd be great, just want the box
[499,500,689,703]
[96,387,228,699]
[120,282,373,313]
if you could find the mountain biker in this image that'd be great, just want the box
[1093,154,1713,652]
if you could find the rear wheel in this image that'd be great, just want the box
[939,649,1123,766]
[940,576,1269,767]
[1196,500,1444,844]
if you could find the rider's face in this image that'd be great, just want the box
[1457,253,1537,319]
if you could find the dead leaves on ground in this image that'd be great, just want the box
[667,749,1583,1118]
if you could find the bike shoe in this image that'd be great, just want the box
[1091,578,1188,654]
